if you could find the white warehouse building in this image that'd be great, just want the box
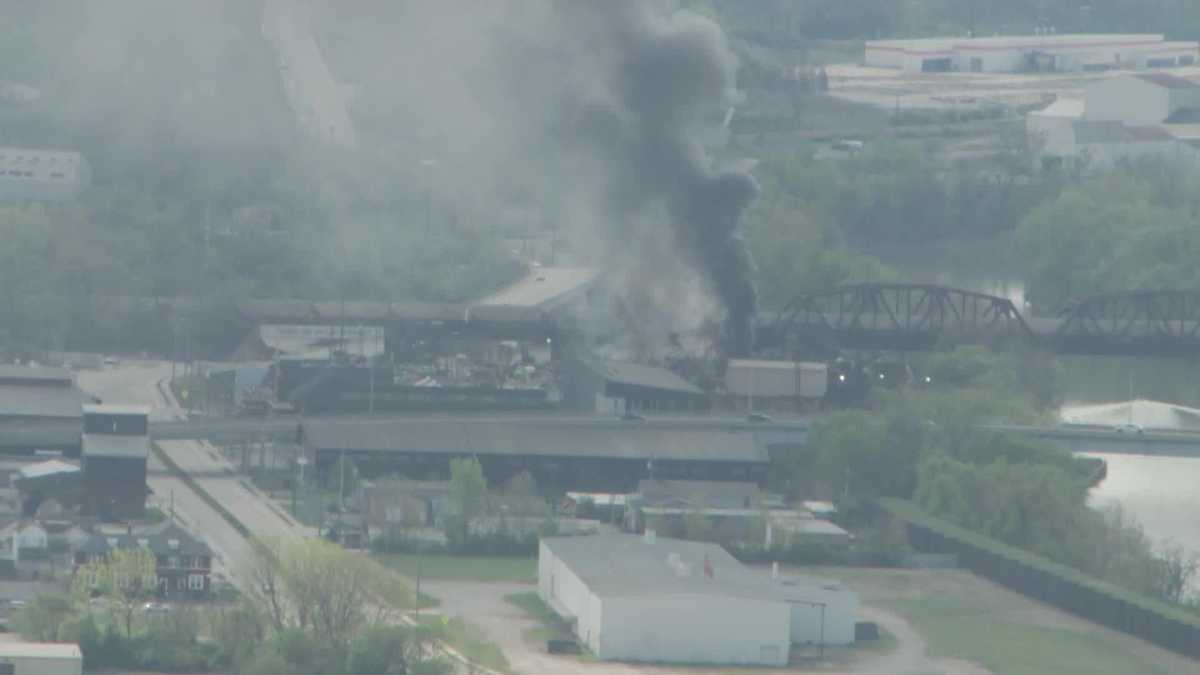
[866,34,1198,74]
[1027,73,1200,168]
[538,533,857,666]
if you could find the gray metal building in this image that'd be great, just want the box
[538,533,857,665]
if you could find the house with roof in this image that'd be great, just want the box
[538,533,857,665]
[72,522,213,597]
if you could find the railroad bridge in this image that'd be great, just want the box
[756,284,1200,358]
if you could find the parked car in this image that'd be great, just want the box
[1114,423,1143,435]
[746,412,773,423]
[621,412,647,422]
[141,602,171,614]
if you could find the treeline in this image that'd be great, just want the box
[779,346,1198,607]
[1018,159,1200,312]
[18,536,454,674]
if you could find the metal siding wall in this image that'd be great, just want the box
[600,594,790,666]
[788,587,858,645]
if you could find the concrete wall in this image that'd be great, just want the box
[600,593,790,666]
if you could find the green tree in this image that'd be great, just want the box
[14,592,73,642]
[244,537,413,647]
[446,457,488,544]
[72,547,158,638]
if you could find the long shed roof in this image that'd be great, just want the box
[303,418,764,463]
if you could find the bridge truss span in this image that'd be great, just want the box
[1054,290,1200,356]
[763,283,1033,355]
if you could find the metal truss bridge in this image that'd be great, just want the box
[756,284,1200,358]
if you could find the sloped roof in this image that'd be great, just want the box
[636,479,760,509]
[303,418,764,463]
[75,522,211,557]
[593,359,703,396]
[0,385,91,419]
[1135,72,1200,90]
[0,365,72,386]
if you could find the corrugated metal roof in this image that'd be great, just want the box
[0,385,90,419]
[0,365,73,385]
[303,418,764,463]
[598,360,703,396]
[1135,72,1200,90]
[636,479,759,509]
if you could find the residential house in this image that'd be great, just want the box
[72,522,212,597]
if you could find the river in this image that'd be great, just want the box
[875,242,1200,591]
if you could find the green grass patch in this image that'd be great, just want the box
[891,595,1169,675]
[504,591,572,645]
[375,553,535,583]
[418,615,511,673]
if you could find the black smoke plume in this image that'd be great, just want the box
[556,1,760,356]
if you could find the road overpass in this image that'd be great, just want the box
[6,411,1200,462]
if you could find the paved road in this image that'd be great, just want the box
[478,267,598,308]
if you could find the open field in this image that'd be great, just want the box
[800,567,1196,675]
[375,553,537,583]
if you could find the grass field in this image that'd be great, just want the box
[802,567,1177,675]
[374,553,536,583]
[504,591,574,644]
[417,614,513,674]
[896,596,1168,675]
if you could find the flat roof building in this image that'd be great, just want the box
[538,533,857,665]
[0,366,94,425]
[866,34,1198,74]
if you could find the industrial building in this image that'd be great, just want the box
[1028,72,1200,167]
[0,641,82,675]
[0,147,90,201]
[724,359,827,412]
[866,34,1199,74]
[561,357,709,414]
[80,405,149,520]
[538,533,857,665]
[301,417,769,491]
[0,365,95,425]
